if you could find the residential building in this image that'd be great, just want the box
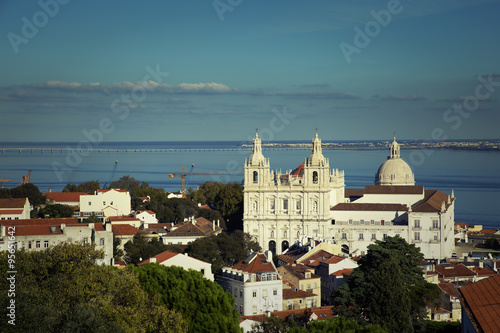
[282,280,317,310]
[217,251,283,316]
[0,217,113,265]
[43,191,88,207]
[458,273,500,333]
[107,215,141,228]
[435,263,496,283]
[112,224,148,254]
[0,197,31,220]
[437,282,461,321]
[315,256,358,305]
[243,132,455,259]
[163,216,222,246]
[79,189,131,218]
[135,210,158,226]
[138,250,214,281]
[277,264,321,307]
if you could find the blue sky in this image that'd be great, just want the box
[0,0,499,142]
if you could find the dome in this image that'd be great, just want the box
[375,137,415,186]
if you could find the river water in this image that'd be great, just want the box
[0,141,498,229]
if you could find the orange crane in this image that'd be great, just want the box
[0,179,10,188]
[168,164,243,197]
[21,170,32,185]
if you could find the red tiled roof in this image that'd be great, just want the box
[298,250,336,266]
[412,190,453,213]
[0,218,80,227]
[165,217,221,237]
[98,189,128,193]
[469,266,497,277]
[0,209,23,215]
[435,263,475,278]
[145,223,173,232]
[242,306,335,322]
[325,256,346,264]
[438,282,459,297]
[290,162,305,177]
[199,204,212,210]
[43,192,88,202]
[280,264,319,280]
[344,189,365,198]
[112,224,145,236]
[282,288,316,299]
[11,225,63,236]
[363,185,424,195]
[331,202,408,211]
[107,216,140,222]
[0,198,27,209]
[278,254,297,265]
[459,274,500,333]
[455,222,471,229]
[480,229,498,235]
[138,250,179,265]
[331,268,354,276]
[233,253,277,275]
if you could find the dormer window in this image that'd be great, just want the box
[253,171,258,183]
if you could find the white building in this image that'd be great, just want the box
[0,198,31,220]
[43,191,88,207]
[79,189,131,218]
[135,210,158,226]
[138,250,214,281]
[0,217,113,265]
[243,133,455,260]
[217,251,283,316]
[163,217,223,246]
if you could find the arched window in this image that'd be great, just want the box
[269,241,276,255]
[313,171,318,184]
[253,171,258,183]
[282,240,289,252]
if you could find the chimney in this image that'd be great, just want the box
[49,188,52,192]
[105,222,112,232]
[212,220,215,231]
[60,223,66,231]
[150,257,156,263]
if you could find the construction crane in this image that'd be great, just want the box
[168,164,244,197]
[21,170,31,185]
[0,179,10,188]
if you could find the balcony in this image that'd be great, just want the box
[412,226,422,231]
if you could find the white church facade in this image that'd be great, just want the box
[243,133,455,260]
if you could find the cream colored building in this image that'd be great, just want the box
[243,133,455,260]
[79,189,131,218]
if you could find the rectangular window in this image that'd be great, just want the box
[342,233,347,240]
[370,219,375,224]
[359,233,364,240]
[296,200,301,211]
[283,199,288,211]
[432,220,439,229]
[83,238,88,244]
[240,290,243,297]
[415,232,420,241]
[273,288,278,296]
[360,219,364,225]
[383,234,387,240]
[348,219,353,224]
[252,305,257,314]
[100,238,105,246]
[252,290,257,298]
[28,241,32,249]
[361,251,365,256]
[331,219,335,225]
[434,233,438,241]
[88,201,91,206]
[103,201,106,206]
[371,233,376,240]
[414,220,420,228]
[44,240,49,248]
[270,199,275,212]
[36,241,40,248]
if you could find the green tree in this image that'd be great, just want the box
[186,230,261,273]
[113,235,124,261]
[0,243,187,332]
[110,175,149,194]
[9,183,46,206]
[63,180,100,194]
[123,233,169,265]
[82,214,102,224]
[252,314,386,333]
[334,236,438,333]
[132,264,241,333]
[38,203,74,218]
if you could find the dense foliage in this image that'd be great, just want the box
[38,203,74,218]
[186,230,261,273]
[123,233,171,265]
[132,264,241,333]
[187,181,244,231]
[63,180,100,194]
[0,244,187,333]
[333,236,440,333]
[252,314,386,333]
[0,183,46,206]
